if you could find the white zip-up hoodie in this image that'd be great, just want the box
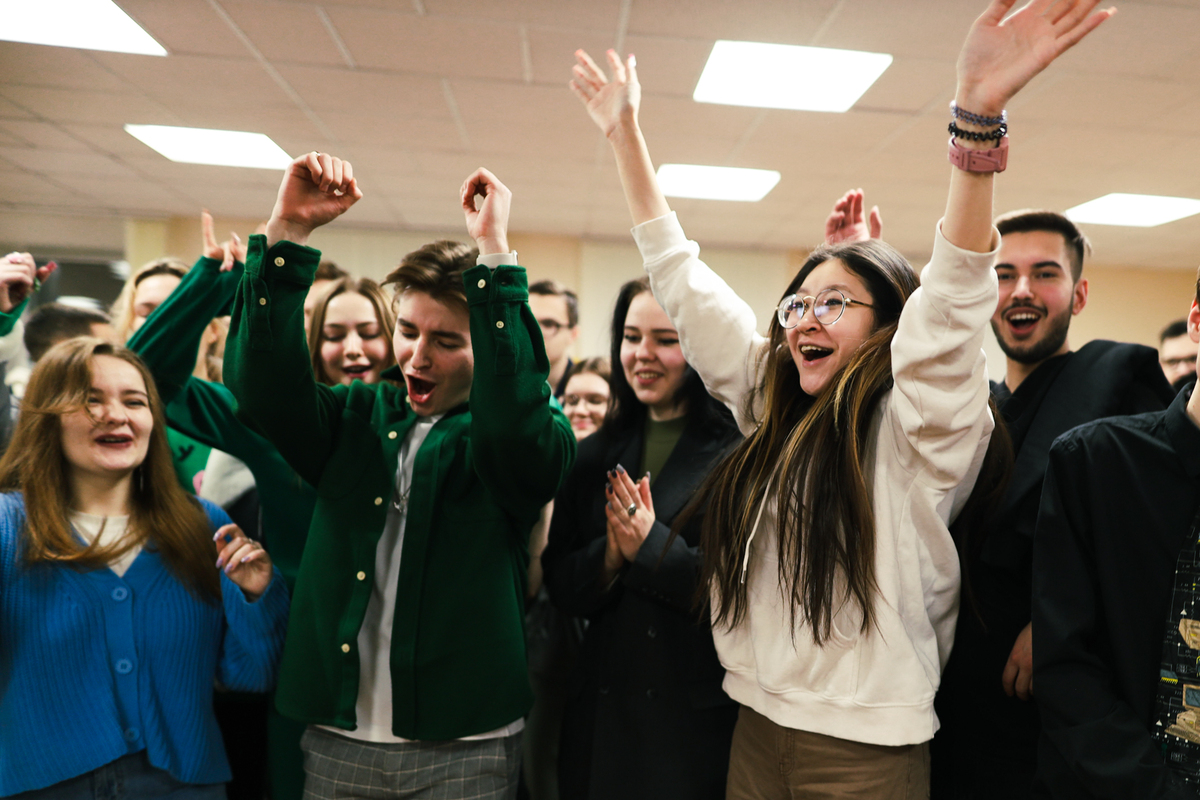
[631,212,998,747]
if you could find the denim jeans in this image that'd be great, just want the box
[11,752,225,800]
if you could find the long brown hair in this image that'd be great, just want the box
[696,239,985,645]
[0,338,220,601]
[306,276,398,385]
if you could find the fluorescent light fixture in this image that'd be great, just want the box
[1065,193,1200,227]
[656,164,781,202]
[0,0,166,56]
[694,40,892,112]
[125,125,293,170]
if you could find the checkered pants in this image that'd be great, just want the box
[300,727,521,800]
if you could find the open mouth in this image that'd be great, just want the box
[343,364,371,379]
[799,344,833,364]
[95,434,133,446]
[1004,308,1042,335]
[633,370,663,386]
[406,375,436,405]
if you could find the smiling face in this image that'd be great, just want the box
[392,290,474,417]
[562,371,609,439]
[129,273,181,336]
[59,354,153,482]
[318,291,392,386]
[991,230,1088,366]
[620,291,689,420]
[785,258,877,397]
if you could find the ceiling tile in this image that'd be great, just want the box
[0,121,95,152]
[620,35,715,98]
[814,0,979,60]
[423,0,622,29]
[0,147,141,179]
[0,43,134,92]
[275,64,448,115]
[91,52,291,108]
[0,86,177,126]
[450,80,599,160]
[223,1,349,67]
[117,0,251,58]
[325,6,524,80]
[527,27,616,87]
[628,0,838,43]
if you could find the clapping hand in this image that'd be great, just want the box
[824,189,882,246]
[461,168,512,256]
[0,252,56,314]
[265,152,362,248]
[201,210,246,272]
[214,524,273,601]
[956,0,1115,117]
[604,465,655,562]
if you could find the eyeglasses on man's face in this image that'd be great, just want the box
[776,288,874,330]
[538,318,569,335]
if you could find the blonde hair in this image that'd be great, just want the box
[110,258,189,342]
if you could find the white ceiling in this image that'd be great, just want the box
[1,0,1199,268]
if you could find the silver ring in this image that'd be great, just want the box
[626,503,638,517]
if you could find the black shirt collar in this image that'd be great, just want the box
[1164,385,1200,480]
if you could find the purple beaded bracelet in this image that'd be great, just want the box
[950,101,1006,128]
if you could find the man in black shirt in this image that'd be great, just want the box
[1033,290,1200,798]
[933,210,1175,797]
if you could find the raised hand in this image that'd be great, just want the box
[0,252,55,313]
[214,523,273,601]
[201,210,246,272]
[604,465,655,562]
[265,152,362,248]
[569,49,641,138]
[957,0,1115,116]
[824,189,883,246]
[460,168,512,256]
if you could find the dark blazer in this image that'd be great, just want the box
[542,406,741,800]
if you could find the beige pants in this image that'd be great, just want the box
[725,706,930,800]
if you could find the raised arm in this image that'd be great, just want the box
[943,0,1114,251]
[0,252,55,338]
[127,212,244,405]
[571,51,764,429]
[223,153,362,487]
[458,168,576,520]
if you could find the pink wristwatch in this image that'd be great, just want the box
[948,136,1008,173]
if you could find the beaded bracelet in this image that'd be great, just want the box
[950,101,1006,128]
[948,121,1007,144]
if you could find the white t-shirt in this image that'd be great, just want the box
[321,415,523,744]
[70,510,138,576]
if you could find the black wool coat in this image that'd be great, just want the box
[542,407,741,800]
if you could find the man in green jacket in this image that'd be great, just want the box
[224,153,576,799]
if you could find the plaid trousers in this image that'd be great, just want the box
[300,727,521,800]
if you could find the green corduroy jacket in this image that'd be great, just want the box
[224,234,575,739]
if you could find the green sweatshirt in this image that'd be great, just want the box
[126,256,316,589]
[224,234,575,739]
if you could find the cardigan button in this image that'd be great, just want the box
[115,659,133,674]
[357,571,367,581]
[495,320,504,329]
[374,497,383,506]
[258,297,267,306]
[111,586,128,602]
[274,256,285,266]
[124,728,140,742]
[477,278,486,288]
[341,643,351,653]
[388,431,397,440]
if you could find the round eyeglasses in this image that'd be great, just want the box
[776,288,874,329]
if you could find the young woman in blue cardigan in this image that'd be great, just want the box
[0,337,289,798]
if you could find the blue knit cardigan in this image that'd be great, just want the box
[0,491,290,795]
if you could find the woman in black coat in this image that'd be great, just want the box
[542,276,740,800]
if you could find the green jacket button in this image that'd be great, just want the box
[477,279,486,289]
[374,497,383,506]
[258,297,267,306]
[341,643,351,653]
[388,431,397,439]
[356,571,367,581]
[274,257,285,266]
[495,320,504,329]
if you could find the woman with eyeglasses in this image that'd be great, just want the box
[541,276,742,799]
[569,0,1108,794]
[560,357,611,440]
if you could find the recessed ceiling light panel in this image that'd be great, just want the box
[694,40,892,112]
[1065,193,1200,227]
[656,164,781,202]
[125,125,294,170]
[0,0,167,56]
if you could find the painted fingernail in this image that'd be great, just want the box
[616,464,626,475]
[241,556,251,563]
[216,558,224,568]
[213,531,221,541]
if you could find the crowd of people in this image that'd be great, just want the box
[3,1,1200,798]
